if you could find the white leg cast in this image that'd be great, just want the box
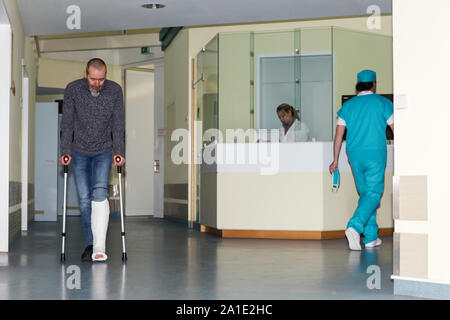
[91,199,110,261]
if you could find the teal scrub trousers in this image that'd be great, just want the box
[347,159,386,244]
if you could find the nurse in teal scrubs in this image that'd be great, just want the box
[329,70,394,250]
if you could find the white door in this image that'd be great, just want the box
[35,102,58,221]
[125,69,154,216]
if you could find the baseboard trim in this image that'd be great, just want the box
[393,277,450,299]
[200,226,394,240]
[165,216,202,231]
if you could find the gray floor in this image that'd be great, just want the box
[0,216,419,300]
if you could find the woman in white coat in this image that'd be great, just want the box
[277,103,310,142]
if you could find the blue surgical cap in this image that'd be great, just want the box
[357,70,376,83]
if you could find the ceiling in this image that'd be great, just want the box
[17,0,392,36]
[0,0,9,24]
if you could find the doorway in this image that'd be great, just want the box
[124,64,164,217]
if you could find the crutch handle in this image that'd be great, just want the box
[115,156,122,173]
[63,155,70,173]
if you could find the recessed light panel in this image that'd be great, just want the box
[142,4,165,9]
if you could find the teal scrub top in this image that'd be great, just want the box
[337,93,393,163]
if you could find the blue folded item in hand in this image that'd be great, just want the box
[332,169,340,192]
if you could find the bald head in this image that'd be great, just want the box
[84,58,107,96]
[85,58,107,75]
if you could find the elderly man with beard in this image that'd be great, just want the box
[59,58,126,262]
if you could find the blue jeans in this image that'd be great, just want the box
[72,150,112,246]
[347,160,386,244]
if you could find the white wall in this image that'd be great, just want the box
[41,46,164,67]
[153,60,164,218]
[2,0,38,248]
[38,58,123,89]
[393,0,450,282]
[0,21,11,252]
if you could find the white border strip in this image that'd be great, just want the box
[392,275,450,286]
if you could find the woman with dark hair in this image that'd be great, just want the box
[276,103,310,142]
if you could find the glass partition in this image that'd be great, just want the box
[253,30,296,135]
[256,27,333,141]
[299,54,333,141]
[259,55,297,130]
[195,35,219,225]
[257,53,333,141]
[196,27,336,142]
[195,26,394,143]
[196,35,219,140]
[218,32,252,133]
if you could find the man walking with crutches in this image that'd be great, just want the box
[59,58,126,262]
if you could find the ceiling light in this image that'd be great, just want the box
[142,4,165,9]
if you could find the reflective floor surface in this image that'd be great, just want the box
[0,216,420,300]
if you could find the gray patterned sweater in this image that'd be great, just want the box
[60,78,125,156]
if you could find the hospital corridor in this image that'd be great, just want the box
[0,0,449,304]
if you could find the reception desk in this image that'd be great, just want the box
[200,142,394,239]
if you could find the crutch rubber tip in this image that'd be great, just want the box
[122,253,127,261]
[61,253,66,261]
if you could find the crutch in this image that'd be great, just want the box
[115,156,127,261]
[61,155,69,261]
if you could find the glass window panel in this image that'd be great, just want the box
[300,54,333,141]
[196,35,219,139]
[258,54,333,141]
[259,56,296,130]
